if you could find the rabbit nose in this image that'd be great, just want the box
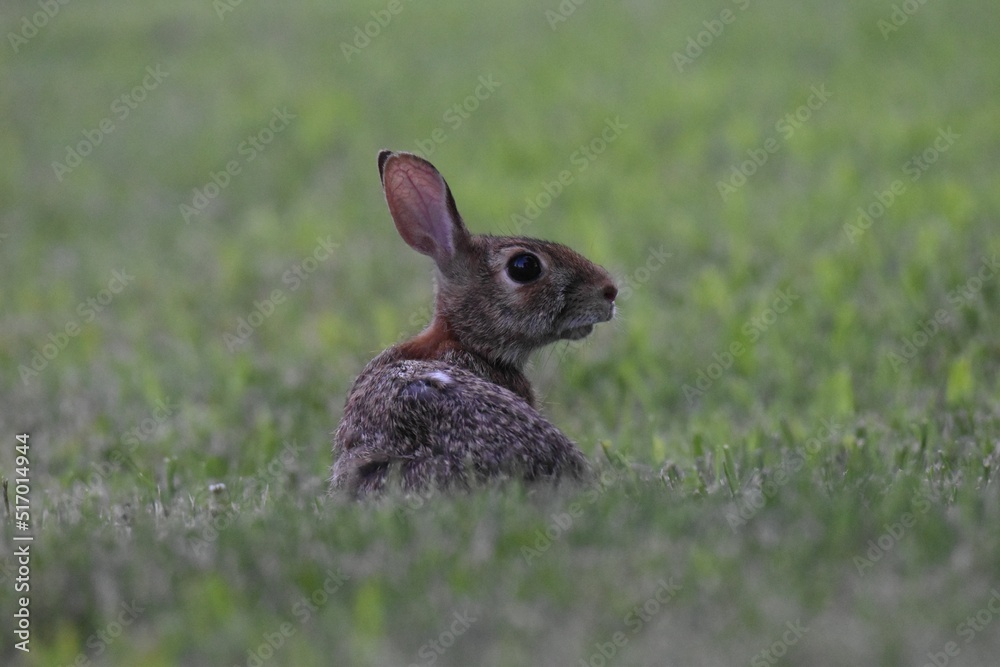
[602,283,618,302]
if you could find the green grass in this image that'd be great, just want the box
[2,0,1000,664]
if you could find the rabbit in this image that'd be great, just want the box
[329,150,618,498]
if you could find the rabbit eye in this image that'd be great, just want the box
[506,253,542,283]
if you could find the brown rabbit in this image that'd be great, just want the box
[329,150,618,498]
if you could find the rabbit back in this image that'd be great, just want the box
[331,350,590,497]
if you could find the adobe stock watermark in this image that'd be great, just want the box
[234,568,349,667]
[877,0,935,39]
[413,74,501,158]
[222,235,338,351]
[521,468,621,565]
[750,619,810,666]
[62,600,146,666]
[290,567,350,625]
[51,64,169,182]
[853,489,933,576]
[340,0,415,62]
[578,577,682,667]
[717,83,832,201]
[724,417,841,531]
[885,309,951,372]
[521,468,623,565]
[672,0,753,72]
[616,245,671,302]
[885,253,998,372]
[843,126,958,243]
[383,299,436,351]
[947,254,1000,309]
[8,0,74,53]
[918,589,1000,667]
[213,0,247,20]
[509,116,627,233]
[408,608,479,667]
[544,0,588,30]
[682,285,800,404]
[180,107,296,223]
[19,268,134,385]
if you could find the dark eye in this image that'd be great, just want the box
[506,253,542,283]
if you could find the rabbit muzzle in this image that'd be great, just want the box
[560,324,595,340]
[556,299,616,341]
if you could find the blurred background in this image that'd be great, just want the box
[2,0,999,664]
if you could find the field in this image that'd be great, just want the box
[2,0,1000,664]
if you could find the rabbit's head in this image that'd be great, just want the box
[379,150,618,368]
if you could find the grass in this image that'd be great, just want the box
[1,0,999,664]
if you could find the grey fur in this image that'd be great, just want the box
[329,150,618,498]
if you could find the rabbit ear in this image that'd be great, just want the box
[378,150,470,269]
